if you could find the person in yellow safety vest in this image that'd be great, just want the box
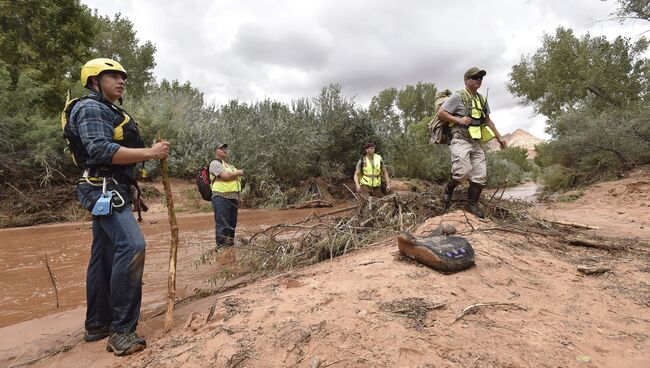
[209,143,245,249]
[354,143,391,197]
[437,67,507,218]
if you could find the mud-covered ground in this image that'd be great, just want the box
[1,169,649,368]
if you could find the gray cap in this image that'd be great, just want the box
[464,67,487,79]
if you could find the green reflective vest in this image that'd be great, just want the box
[360,154,382,187]
[460,89,495,142]
[211,162,241,193]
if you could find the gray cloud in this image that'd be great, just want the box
[82,0,644,138]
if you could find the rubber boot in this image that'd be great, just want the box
[442,179,459,210]
[465,181,485,218]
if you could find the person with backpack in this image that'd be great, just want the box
[66,58,170,356]
[354,143,391,197]
[210,143,245,249]
[436,67,507,218]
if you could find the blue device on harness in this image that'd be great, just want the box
[91,192,113,216]
[90,177,125,216]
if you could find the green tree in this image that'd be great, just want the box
[508,27,648,129]
[396,82,437,128]
[534,107,650,172]
[613,0,650,21]
[368,87,400,137]
[369,82,438,134]
[313,84,376,175]
[130,79,206,145]
[0,0,96,115]
[91,12,156,101]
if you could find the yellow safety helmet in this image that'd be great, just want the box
[80,58,127,89]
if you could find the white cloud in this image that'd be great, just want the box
[82,0,647,140]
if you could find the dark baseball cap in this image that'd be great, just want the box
[464,67,487,79]
[215,143,228,150]
[363,143,375,150]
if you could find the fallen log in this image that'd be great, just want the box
[291,200,333,209]
[565,237,624,251]
[577,265,612,275]
[549,220,600,230]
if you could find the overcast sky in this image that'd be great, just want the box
[81,0,648,139]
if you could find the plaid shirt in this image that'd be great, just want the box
[68,92,122,168]
[70,93,135,210]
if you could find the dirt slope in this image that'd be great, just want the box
[3,169,650,368]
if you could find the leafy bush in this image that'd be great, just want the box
[539,164,578,192]
[535,107,650,176]
[486,156,524,187]
[491,146,532,172]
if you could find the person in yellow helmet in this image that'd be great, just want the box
[437,67,506,218]
[67,58,170,356]
[354,143,391,197]
[210,142,245,249]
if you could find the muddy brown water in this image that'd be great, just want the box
[0,206,348,328]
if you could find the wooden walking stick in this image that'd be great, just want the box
[161,152,179,333]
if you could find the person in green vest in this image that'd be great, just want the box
[209,143,245,249]
[354,143,391,197]
[437,67,507,218]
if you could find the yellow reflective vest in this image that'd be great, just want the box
[211,162,241,193]
[359,154,383,187]
[461,89,495,143]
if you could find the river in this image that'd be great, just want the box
[0,206,348,328]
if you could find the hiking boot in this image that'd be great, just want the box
[442,179,459,210]
[106,332,146,356]
[84,326,110,342]
[465,181,485,219]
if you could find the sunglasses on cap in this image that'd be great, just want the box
[470,75,483,81]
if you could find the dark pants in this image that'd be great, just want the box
[85,207,146,334]
[212,196,239,248]
[360,185,384,198]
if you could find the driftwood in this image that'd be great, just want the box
[577,265,612,275]
[291,200,333,209]
[316,205,356,217]
[565,237,624,251]
[549,220,600,230]
[43,253,59,308]
[453,302,526,323]
[161,157,180,333]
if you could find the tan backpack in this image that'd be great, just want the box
[427,89,453,145]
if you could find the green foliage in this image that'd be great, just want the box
[369,87,400,137]
[91,13,156,101]
[131,79,207,145]
[395,82,438,128]
[557,190,584,202]
[534,107,650,173]
[539,164,581,192]
[387,116,450,182]
[0,0,96,115]
[312,84,377,176]
[613,0,650,21]
[490,146,532,172]
[0,2,158,184]
[368,82,438,135]
[508,27,648,126]
[486,156,524,188]
[509,24,649,191]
